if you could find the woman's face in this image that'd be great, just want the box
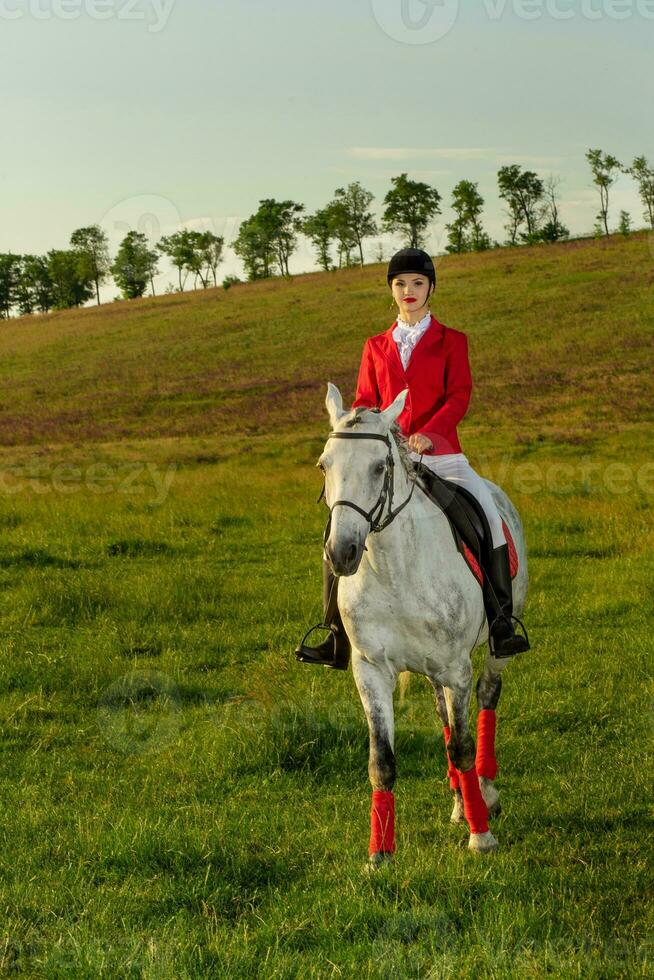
[391,273,432,317]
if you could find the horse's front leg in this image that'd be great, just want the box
[443,658,499,853]
[429,680,465,825]
[352,655,397,867]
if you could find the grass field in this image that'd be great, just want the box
[1,232,652,977]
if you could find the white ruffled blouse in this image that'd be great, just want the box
[392,311,432,370]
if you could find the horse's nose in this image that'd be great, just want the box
[325,538,362,576]
[345,542,358,565]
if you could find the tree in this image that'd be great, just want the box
[332,182,377,265]
[303,207,336,271]
[257,198,305,276]
[16,255,54,314]
[14,273,35,316]
[538,175,569,243]
[16,255,39,316]
[498,165,545,244]
[445,180,490,254]
[47,249,95,309]
[185,232,208,289]
[623,155,654,229]
[201,232,225,287]
[112,231,159,299]
[500,178,523,244]
[586,148,621,237]
[70,225,111,305]
[324,199,358,268]
[234,200,304,280]
[233,214,276,280]
[0,253,21,318]
[157,230,196,291]
[157,229,224,291]
[617,211,632,236]
[183,231,225,288]
[382,173,441,249]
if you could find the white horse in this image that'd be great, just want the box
[319,383,529,861]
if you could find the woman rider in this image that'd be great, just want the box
[295,247,531,670]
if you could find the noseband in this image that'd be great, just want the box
[319,430,422,545]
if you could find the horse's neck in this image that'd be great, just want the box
[363,454,453,580]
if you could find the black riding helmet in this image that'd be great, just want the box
[387,247,436,288]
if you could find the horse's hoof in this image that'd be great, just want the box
[367,851,394,870]
[468,831,499,854]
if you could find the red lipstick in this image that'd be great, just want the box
[404,297,416,303]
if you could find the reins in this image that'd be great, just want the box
[318,430,423,546]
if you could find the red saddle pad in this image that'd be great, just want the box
[462,520,518,587]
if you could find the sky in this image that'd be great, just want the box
[0,0,652,298]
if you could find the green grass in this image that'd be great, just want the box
[0,233,653,977]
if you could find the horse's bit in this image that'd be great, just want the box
[318,430,423,546]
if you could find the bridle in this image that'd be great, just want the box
[318,430,423,545]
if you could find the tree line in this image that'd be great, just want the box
[1,148,652,319]
[231,149,652,273]
[0,227,225,318]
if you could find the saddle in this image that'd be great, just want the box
[412,462,492,570]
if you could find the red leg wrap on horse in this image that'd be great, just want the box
[476,709,497,780]
[457,765,489,835]
[369,790,396,855]
[443,726,460,791]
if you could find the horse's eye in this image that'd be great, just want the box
[374,462,386,476]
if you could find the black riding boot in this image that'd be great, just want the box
[294,560,351,670]
[482,543,530,658]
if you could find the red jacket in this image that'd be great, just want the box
[352,314,472,456]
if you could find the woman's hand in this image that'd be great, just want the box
[408,433,433,454]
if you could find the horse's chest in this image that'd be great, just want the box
[339,570,474,664]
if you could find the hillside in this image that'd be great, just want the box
[1,231,652,455]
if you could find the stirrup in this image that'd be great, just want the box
[488,613,531,659]
[295,622,347,669]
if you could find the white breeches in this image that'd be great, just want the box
[410,451,506,549]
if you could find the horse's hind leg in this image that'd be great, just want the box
[428,680,465,825]
[352,657,397,867]
[443,659,498,853]
[476,653,511,817]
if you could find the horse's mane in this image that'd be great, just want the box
[390,421,414,476]
[339,407,419,481]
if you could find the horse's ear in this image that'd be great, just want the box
[325,382,346,428]
[380,388,408,427]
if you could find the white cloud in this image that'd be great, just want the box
[346,147,496,161]
[346,148,571,168]
[409,170,454,179]
[505,154,566,166]
[328,166,451,179]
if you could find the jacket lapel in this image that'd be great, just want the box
[377,322,408,384]
[405,316,445,375]
[376,315,446,386]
